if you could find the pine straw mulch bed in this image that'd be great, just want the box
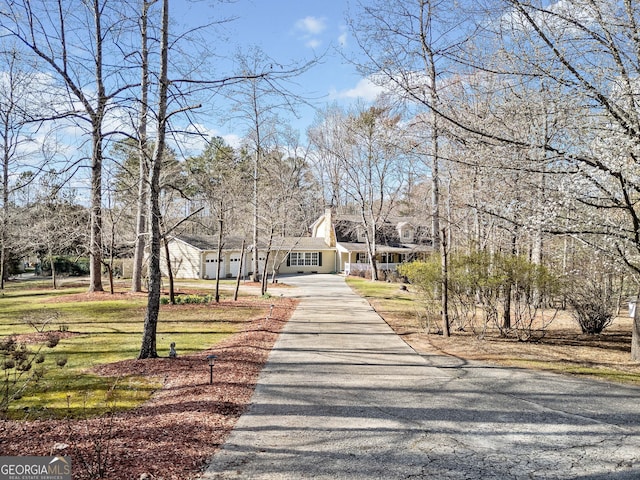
[378,305,640,381]
[0,297,296,480]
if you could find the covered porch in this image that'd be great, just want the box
[338,243,423,275]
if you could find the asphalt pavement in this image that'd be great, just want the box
[201,273,640,479]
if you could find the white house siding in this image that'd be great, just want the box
[164,239,202,279]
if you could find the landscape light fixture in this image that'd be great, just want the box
[207,355,217,385]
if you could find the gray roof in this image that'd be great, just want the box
[337,242,433,254]
[173,234,331,252]
[268,236,332,251]
[172,235,247,251]
[334,213,430,227]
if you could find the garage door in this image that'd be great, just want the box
[205,256,220,279]
[229,254,242,277]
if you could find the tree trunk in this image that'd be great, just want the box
[49,249,57,290]
[1,127,8,290]
[163,228,174,305]
[616,274,624,317]
[131,0,151,293]
[107,264,114,295]
[366,239,379,281]
[632,291,640,362]
[503,283,512,331]
[251,150,259,282]
[140,159,162,358]
[89,126,104,292]
[0,239,5,289]
[261,249,270,295]
[88,0,105,293]
[261,229,273,296]
[107,211,116,295]
[215,216,223,303]
[234,240,245,301]
[131,160,149,293]
[441,227,450,337]
[361,205,378,281]
[139,0,168,360]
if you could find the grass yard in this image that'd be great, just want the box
[0,279,269,419]
[346,276,640,385]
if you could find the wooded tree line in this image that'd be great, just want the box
[2,0,640,359]
[0,0,314,358]
[338,0,640,360]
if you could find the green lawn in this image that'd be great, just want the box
[346,276,418,324]
[0,281,267,419]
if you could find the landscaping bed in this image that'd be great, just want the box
[0,297,295,480]
[346,277,640,385]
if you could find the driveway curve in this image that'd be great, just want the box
[201,274,640,479]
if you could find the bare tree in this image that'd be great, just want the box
[308,105,350,209]
[0,0,141,292]
[224,47,314,282]
[186,136,246,300]
[135,6,315,358]
[19,172,88,289]
[131,0,154,293]
[349,0,475,331]
[309,103,407,281]
[0,47,42,287]
[139,0,169,359]
[463,0,640,358]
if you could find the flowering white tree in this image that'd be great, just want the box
[351,0,640,356]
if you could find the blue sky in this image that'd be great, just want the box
[172,0,381,149]
[3,0,383,199]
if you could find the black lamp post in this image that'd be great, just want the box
[207,355,217,385]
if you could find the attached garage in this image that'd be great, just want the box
[204,254,221,279]
[162,235,248,280]
[229,253,242,277]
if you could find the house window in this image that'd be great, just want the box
[403,229,412,239]
[289,252,321,266]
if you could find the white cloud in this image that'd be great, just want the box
[338,32,348,47]
[332,78,386,102]
[295,16,327,35]
[222,133,242,149]
[294,16,327,50]
[170,124,243,157]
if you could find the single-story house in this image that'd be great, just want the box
[162,209,432,280]
[162,233,337,280]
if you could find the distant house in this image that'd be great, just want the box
[311,210,433,275]
[162,233,337,280]
[162,209,432,280]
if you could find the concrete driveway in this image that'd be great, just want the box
[201,274,640,479]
